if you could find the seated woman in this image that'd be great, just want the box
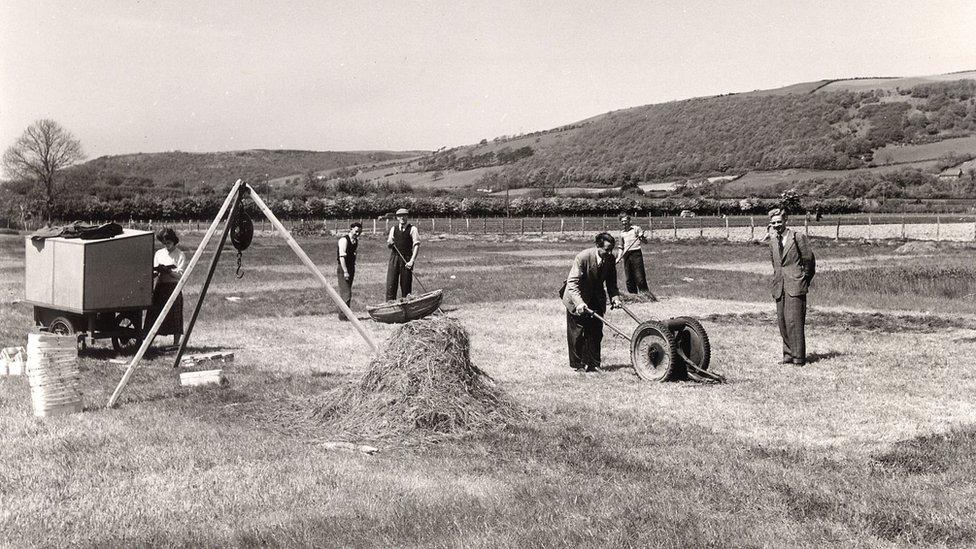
[146,228,186,347]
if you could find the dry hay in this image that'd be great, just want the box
[314,316,521,441]
[893,241,939,255]
[619,292,658,304]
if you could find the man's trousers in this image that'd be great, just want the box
[386,253,413,301]
[567,311,604,371]
[622,249,649,294]
[336,264,355,319]
[776,294,806,363]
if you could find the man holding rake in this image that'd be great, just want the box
[385,208,421,301]
[616,213,654,299]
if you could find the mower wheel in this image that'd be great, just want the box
[666,316,711,372]
[630,320,681,381]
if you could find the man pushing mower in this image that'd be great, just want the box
[561,232,622,372]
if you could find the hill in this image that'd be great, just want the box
[61,149,423,194]
[3,71,976,226]
[404,75,975,192]
[739,70,976,96]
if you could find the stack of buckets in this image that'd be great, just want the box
[26,332,83,417]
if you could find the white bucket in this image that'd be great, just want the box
[26,333,82,417]
[0,346,27,376]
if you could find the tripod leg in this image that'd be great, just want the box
[171,190,243,368]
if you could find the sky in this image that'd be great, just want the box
[1,0,975,158]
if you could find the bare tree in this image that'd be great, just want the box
[3,119,86,222]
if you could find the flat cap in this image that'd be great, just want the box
[395,208,409,216]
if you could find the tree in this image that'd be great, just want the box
[3,119,86,222]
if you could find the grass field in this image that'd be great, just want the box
[874,135,976,165]
[3,233,976,547]
[721,161,947,196]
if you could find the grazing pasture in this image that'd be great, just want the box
[2,233,976,547]
[874,135,976,165]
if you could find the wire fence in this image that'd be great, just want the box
[74,213,976,243]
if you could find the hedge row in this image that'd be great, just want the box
[0,192,866,226]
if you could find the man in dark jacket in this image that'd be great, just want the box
[768,209,816,365]
[562,232,622,372]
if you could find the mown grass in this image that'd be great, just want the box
[3,233,976,546]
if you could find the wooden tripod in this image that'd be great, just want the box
[106,180,379,408]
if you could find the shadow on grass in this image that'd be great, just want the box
[805,350,844,363]
[598,363,634,373]
[873,427,976,475]
[79,344,239,362]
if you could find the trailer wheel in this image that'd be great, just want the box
[630,320,681,381]
[48,316,76,336]
[112,313,142,354]
[666,316,711,372]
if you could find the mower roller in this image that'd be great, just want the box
[591,303,723,383]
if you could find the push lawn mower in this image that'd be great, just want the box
[591,303,723,383]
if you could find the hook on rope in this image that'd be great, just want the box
[235,250,245,279]
[230,208,253,280]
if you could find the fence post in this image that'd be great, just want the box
[936,216,941,241]
[902,220,906,240]
[372,219,377,235]
[672,217,677,240]
[520,218,525,234]
[541,214,545,235]
[726,217,730,240]
[466,217,470,232]
[868,216,872,226]
[699,218,704,239]
[449,217,453,233]
[385,218,389,234]
[804,216,809,236]
[560,218,565,233]
[432,218,436,232]
[648,218,653,238]
[835,219,840,241]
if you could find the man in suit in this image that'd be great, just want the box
[767,208,816,365]
[563,232,622,372]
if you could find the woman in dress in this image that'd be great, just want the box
[146,228,186,347]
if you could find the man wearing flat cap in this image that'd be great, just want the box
[386,208,421,300]
[562,232,622,372]
[767,208,815,365]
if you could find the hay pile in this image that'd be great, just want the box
[316,316,520,440]
[894,241,939,255]
[620,292,658,304]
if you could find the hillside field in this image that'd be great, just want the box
[3,232,976,546]
[874,135,976,164]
